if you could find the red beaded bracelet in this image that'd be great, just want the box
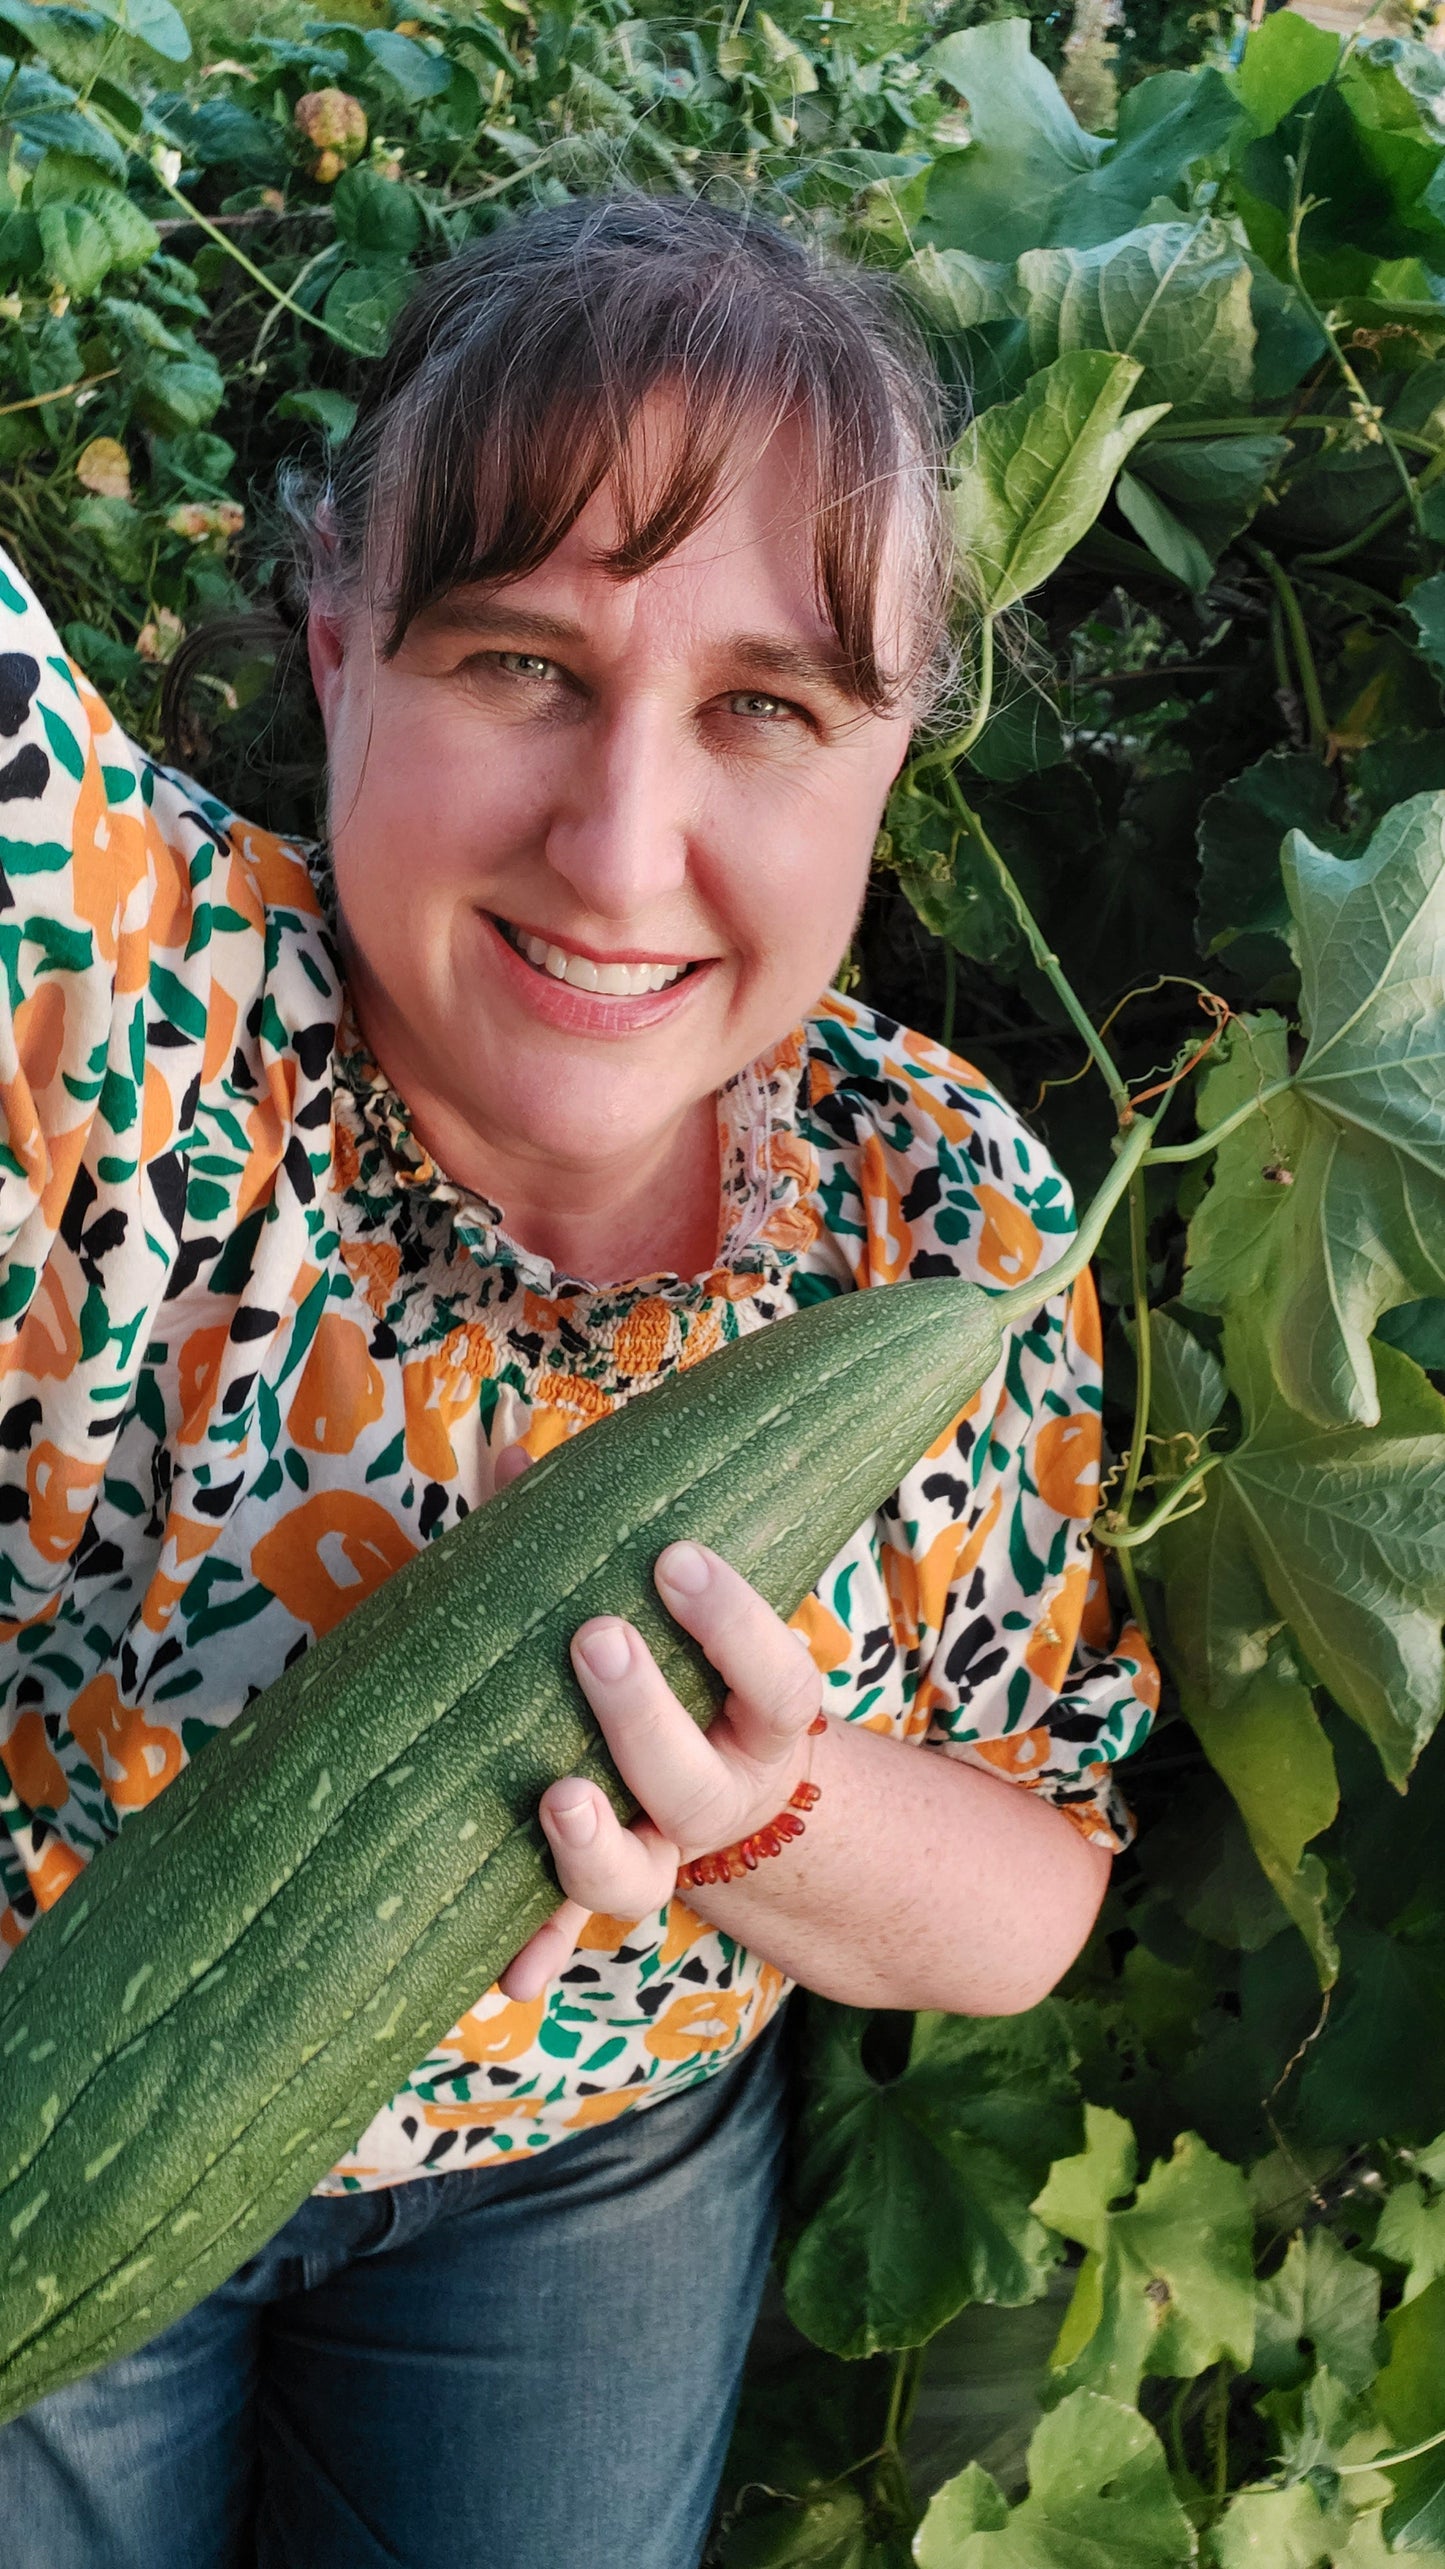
[676,1713,827,1892]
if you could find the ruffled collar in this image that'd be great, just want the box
[329,1001,819,1301]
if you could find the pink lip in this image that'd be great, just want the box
[478,912,715,1034]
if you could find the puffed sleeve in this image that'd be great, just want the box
[794,994,1158,1850]
[900,1264,1158,1850]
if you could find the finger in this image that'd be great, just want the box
[494,1443,531,1492]
[653,1543,820,1767]
[538,1776,678,1918]
[498,1896,587,2001]
[569,1620,737,1849]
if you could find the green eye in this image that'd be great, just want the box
[497,652,554,679]
[729,691,790,720]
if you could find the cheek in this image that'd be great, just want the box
[734,797,878,977]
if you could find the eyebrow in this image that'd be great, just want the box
[416,596,862,703]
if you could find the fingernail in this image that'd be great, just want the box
[576,1620,632,1682]
[548,1787,598,1848]
[659,1542,710,1596]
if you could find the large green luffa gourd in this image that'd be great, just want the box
[0,1277,1005,2423]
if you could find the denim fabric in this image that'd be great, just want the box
[0,2009,790,2569]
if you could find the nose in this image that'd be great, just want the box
[542,702,691,921]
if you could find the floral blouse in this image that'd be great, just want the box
[0,548,1157,2190]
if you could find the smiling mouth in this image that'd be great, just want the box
[494,917,700,997]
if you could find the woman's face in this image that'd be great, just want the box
[309,411,916,1191]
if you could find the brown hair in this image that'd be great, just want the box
[289,192,957,718]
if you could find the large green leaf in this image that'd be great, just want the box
[1234,8,1340,135]
[910,226,1256,422]
[914,2390,1195,2567]
[782,2005,1079,2358]
[1184,795,1445,1427]
[1210,1320,1444,1783]
[90,0,189,57]
[1376,2272,1445,2548]
[1194,749,1348,982]
[919,21,1243,262]
[362,25,453,100]
[1035,2121,1254,2404]
[1010,225,1255,418]
[952,351,1168,614]
[1149,1312,1340,1976]
[332,165,424,263]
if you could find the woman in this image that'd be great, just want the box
[0,196,1155,2566]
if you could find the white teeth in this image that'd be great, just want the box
[508,924,687,997]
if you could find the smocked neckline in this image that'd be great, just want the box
[311,805,823,1308]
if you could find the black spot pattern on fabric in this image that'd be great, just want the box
[230,1305,280,1342]
[0,653,40,738]
[943,1618,1010,1696]
[294,1019,335,1079]
[0,745,49,803]
[901,1164,944,1222]
[0,1397,41,1452]
[282,1134,315,1204]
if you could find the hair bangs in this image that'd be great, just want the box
[313,196,953,718]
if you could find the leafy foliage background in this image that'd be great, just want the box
[5,0,1445,2558]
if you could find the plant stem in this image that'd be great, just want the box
[991,1114,1157,1329]
[882,2344,923,2459]
[1248,546,1328,751]
[1295,439,1445,569]
[1146,414,1442,458]
[1096,1456,1220,1548]
[1208,2364,1231,2512]
[1115,1170,1153,1533]
[81,106,366,354]
[0,370,118,419]
[940,772,1130,1114]
[1144,1077,1294,1164]
[1338,2420,1445,2474]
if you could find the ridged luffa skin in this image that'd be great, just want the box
[0,1277,1002,2423]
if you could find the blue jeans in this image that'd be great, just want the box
[0,2010,789,2569]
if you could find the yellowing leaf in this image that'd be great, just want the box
[1040,2129,1254,2405]
[74,436,130,500]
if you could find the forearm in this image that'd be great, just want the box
[684,1716,1111,2017]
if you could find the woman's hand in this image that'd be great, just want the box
[497,1538,823,2000]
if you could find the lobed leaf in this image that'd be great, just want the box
[914,2388,1196,2566]
[782,2005,1079,2358]
[1185,793,1445,1428]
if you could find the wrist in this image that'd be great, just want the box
[677,1712,828,1890]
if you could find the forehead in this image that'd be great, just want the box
[406,406,912,700]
